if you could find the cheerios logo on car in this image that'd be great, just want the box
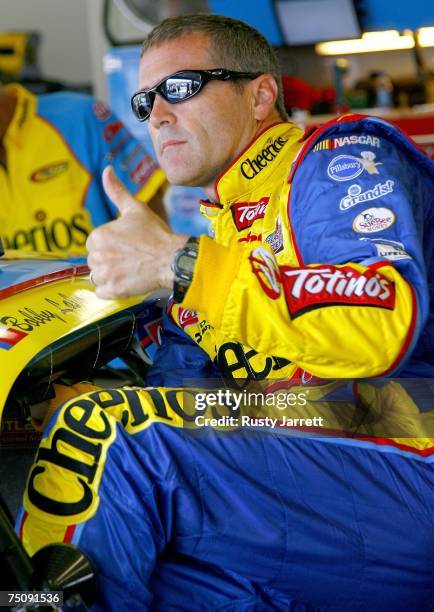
[353,208,396,233]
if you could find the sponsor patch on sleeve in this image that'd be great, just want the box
[374,242,411,261]
[327,151,381,182]
[280,264,396,318]
[339,180,394,211]
[313,134,381,152]
[352,208,396,233]
[264,217,284,254]
[249,246,281,299]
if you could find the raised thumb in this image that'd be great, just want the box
[102,165,139,215]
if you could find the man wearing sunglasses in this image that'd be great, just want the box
[19,13,434,611]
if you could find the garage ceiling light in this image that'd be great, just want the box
[418,27,434,47]
[316,30,416,55]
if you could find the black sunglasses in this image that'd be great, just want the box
[131,68,263,122]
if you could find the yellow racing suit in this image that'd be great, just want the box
[160,118,434,381]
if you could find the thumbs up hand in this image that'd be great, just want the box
[86,166,187,299]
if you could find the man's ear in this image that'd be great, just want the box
[251,74,278,121]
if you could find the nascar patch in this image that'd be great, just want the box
[313,134,381,152]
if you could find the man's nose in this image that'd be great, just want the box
[149,93,176,128]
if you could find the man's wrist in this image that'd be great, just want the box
[171,236,199,303]
[157,232,189,289]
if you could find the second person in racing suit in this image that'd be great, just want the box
[0,83,166,253]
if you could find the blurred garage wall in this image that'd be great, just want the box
[2,1,434,104]
[87,0,152,101]
[0,0,92,84]
[0,0,148,100]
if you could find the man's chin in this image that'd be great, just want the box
[165,170,201,188]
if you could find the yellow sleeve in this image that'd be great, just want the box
[182,236,417,379]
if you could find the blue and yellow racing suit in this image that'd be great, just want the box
[0,84,165,253]
[152,117,434,383]
[19,117,434,611]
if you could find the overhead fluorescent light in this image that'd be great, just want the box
[316,30,415,55]
[417,27,434,47]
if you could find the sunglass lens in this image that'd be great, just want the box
[163,74,202,102]
[133,92,152,121]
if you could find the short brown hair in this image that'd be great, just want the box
[141,13,288,120]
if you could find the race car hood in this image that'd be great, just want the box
[0,251,148,421]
